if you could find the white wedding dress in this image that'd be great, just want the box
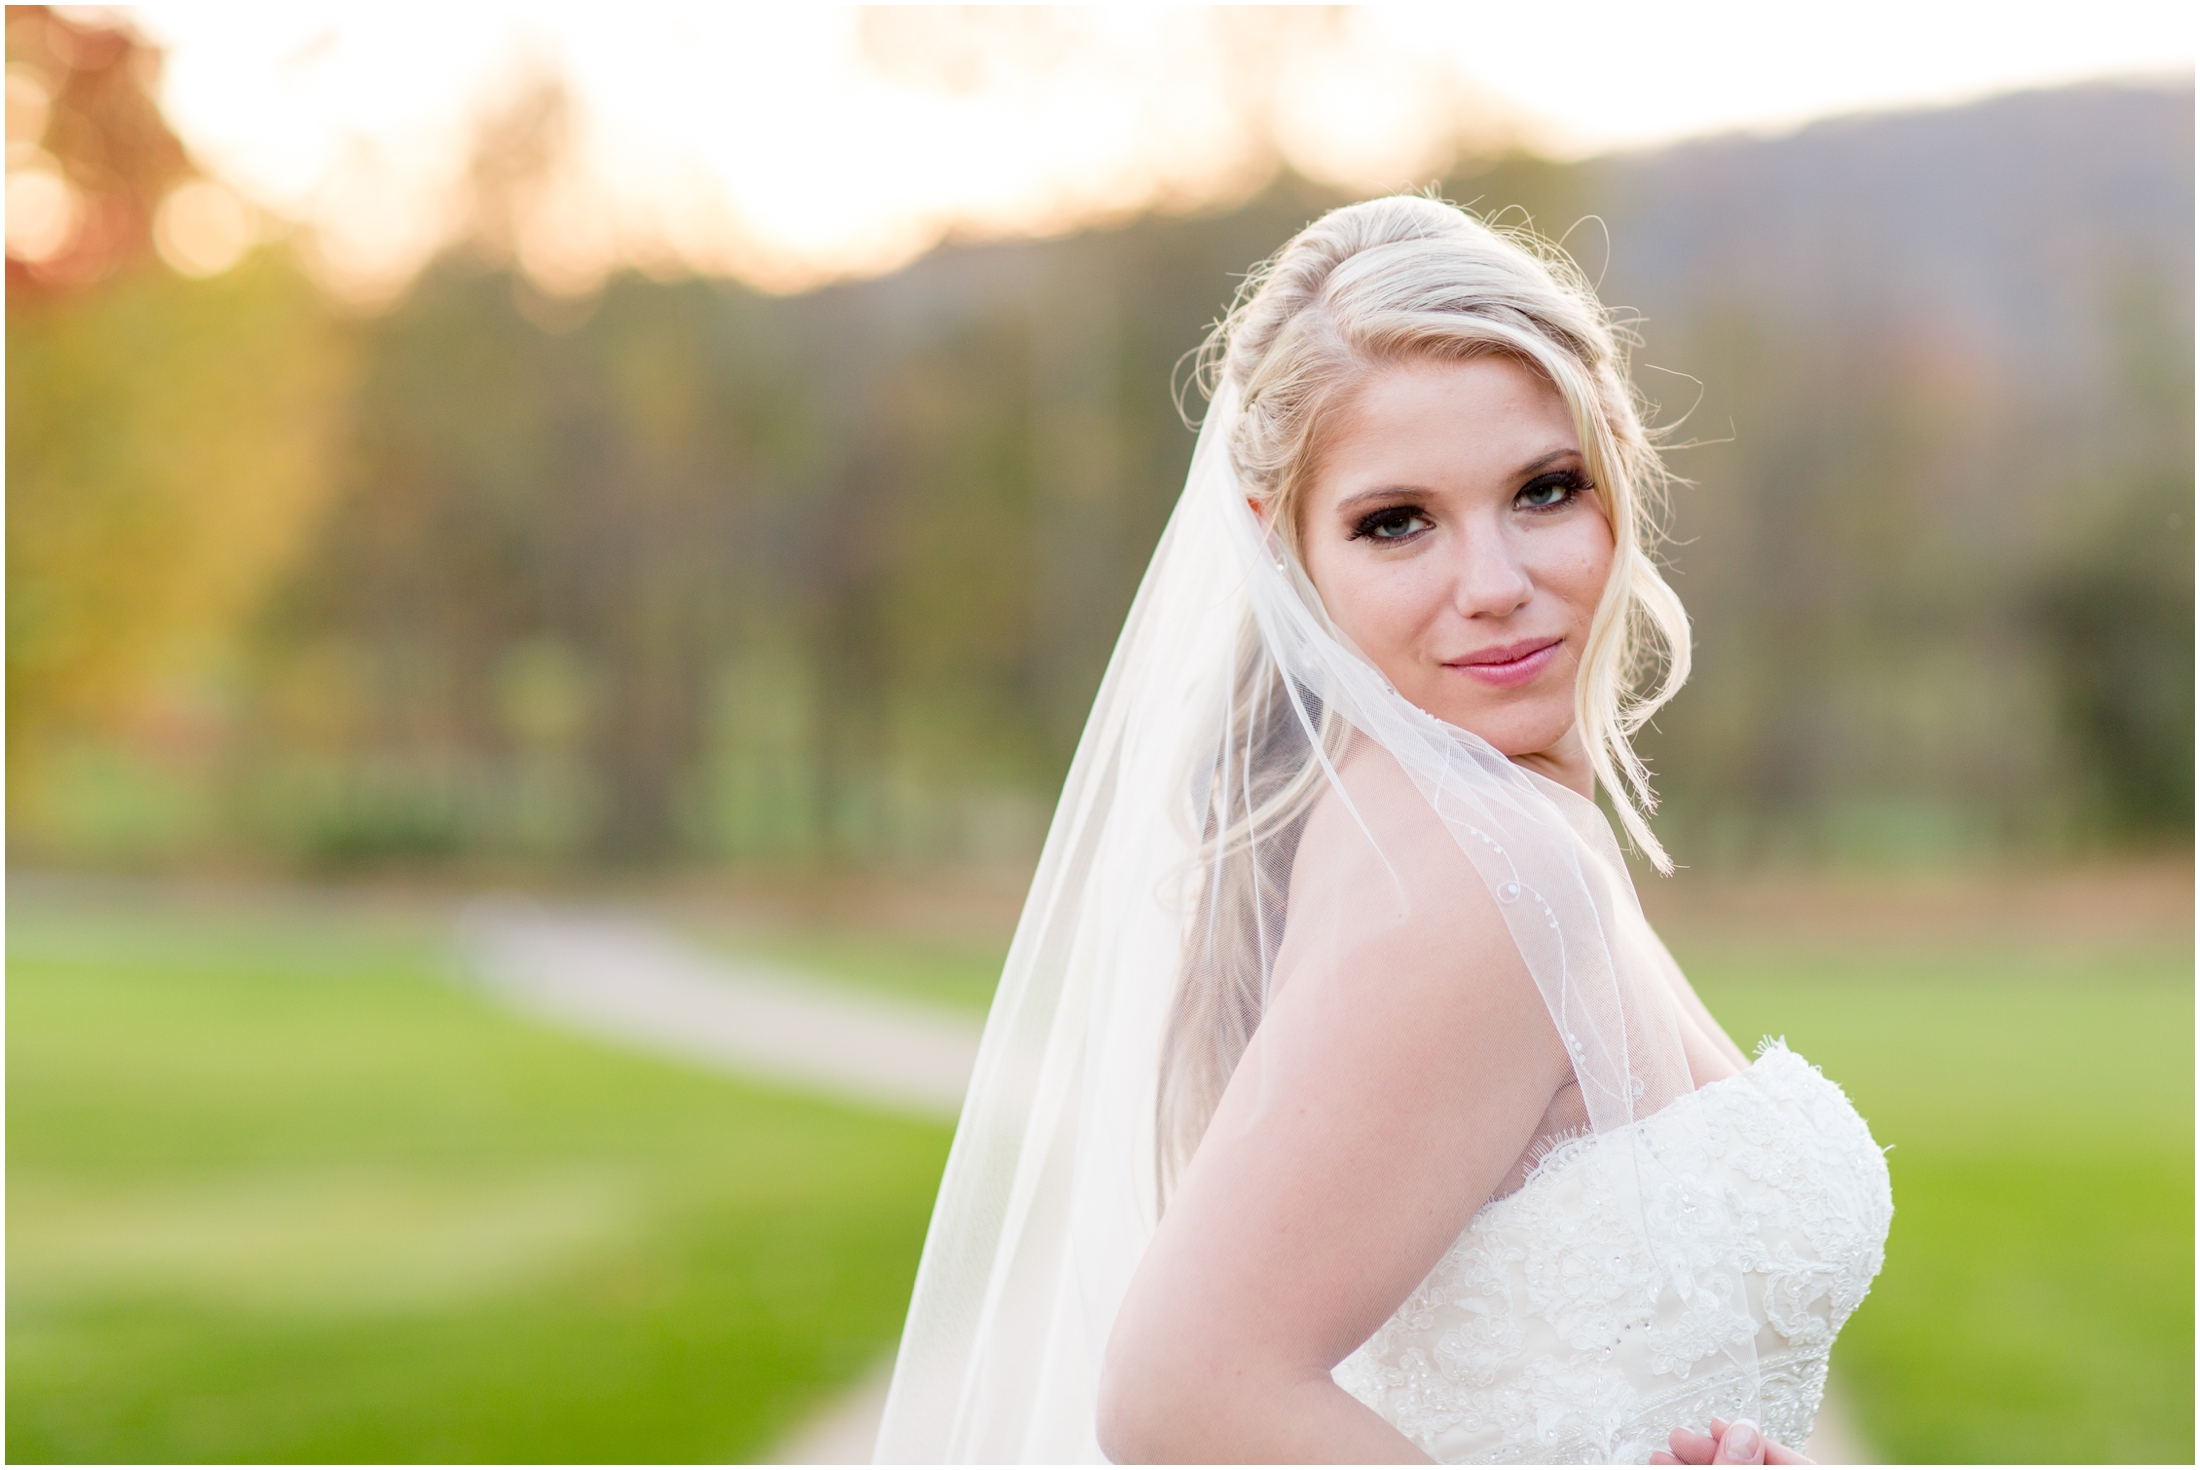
[1332,1042,1894,1464]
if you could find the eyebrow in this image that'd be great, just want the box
[1330,447,1584,519]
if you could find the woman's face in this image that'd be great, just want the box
[1296,354,1615,780]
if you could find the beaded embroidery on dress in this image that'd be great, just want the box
[1333,1042,1893,1465]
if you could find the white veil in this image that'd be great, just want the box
[873,381,1759,1463]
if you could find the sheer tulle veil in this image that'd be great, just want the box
[874,258,1760,1465]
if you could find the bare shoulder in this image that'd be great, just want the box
[1290,738,1459,894]
[1274,737,1559,1058]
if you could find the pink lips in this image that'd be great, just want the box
[1447,636,1562,688]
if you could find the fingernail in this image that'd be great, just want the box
[1726,1420,1761,1459]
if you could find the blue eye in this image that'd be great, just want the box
[1518,470,1591,510]
[1353,507,1433,542]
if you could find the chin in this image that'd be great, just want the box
[1427,694,1574,761]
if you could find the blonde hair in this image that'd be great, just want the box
[1156,195,1691,1194]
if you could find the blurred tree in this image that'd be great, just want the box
[251,267,786,864]
[251,166,1352,865]
[2033,495,2194,837]
[2030,261,2196,838]
[12,48,2187,871]
[5,10,351,848]
[4,7,190,295]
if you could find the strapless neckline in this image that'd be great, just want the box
[1503,1052,1771,1207]
[1334,1041,1893,1464]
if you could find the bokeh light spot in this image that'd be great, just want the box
[6,154,80,262]
[5,63,54,150]
[153,177,258,277]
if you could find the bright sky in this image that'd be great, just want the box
[121,2,2194,302]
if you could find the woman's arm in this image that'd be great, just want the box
[1097,750,1574,1463]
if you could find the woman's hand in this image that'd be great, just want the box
[1650,1417,1815,1465]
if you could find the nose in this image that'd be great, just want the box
[1449,520,1534,619]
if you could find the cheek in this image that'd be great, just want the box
[1310,551,1450,658]
[1542,519,1616,623]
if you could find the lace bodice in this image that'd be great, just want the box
[1333,1042,1892,1464]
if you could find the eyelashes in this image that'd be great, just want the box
[1516,467,1593,510]
[1346,469,1595,543]
[1350,505,1434,542]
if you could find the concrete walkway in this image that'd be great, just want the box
[458,899,981,1121]
[456,900,1871,1465]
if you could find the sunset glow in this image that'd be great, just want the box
[88,3,2200,300]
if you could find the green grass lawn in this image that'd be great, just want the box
[13,878,2190,1464]
[7,882,951,1464]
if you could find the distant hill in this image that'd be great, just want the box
[1598,79,2192,368]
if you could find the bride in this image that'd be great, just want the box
[874,196,1892,1464]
